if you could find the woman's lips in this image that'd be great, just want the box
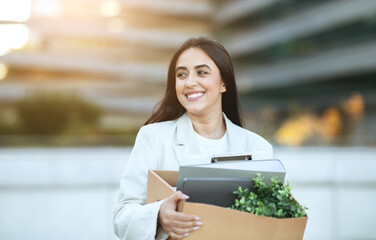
[186,92,204,101]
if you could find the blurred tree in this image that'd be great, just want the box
[0,116,13,134]
[15,91,102,135]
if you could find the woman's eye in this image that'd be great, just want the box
[177,73,187,78]
[198,70,208,75]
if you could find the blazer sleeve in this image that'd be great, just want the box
[252,140,273,160]
[113,126,167,240]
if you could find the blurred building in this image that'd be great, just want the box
[214,0,376,146]
[0,0,212,131]
[0,0,375,146]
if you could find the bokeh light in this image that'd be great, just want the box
[0,63,9,80]
[0,0,31,22]
[107,18,126,33]
[0,24,30,55]
[99,0,122,18]
[343,92,364,120]
[32,0,62,19]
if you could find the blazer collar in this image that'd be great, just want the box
[173,113,197,165]
[175,112,192,146]
[223,113,244,153]
[173,112,244,165]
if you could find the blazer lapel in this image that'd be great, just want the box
[173,113,246,165]
[173,113,200,165]
[224,113,246,153]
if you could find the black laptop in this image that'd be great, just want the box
[181,177,254,208]
[178,159,286,207]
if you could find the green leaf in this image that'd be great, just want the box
[231,173,308,218]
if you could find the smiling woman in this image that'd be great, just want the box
[113,37,273,240]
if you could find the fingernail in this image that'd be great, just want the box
[193,226,200,231]
[182,194,189,199]
[184,232,190,237]
[195,217,200,221]
[196,221,203,226]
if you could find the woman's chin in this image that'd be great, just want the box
[185,108,205,116]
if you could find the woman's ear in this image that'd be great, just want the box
[221,83,226,93]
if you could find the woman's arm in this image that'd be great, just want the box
[113,126,163,239]
[113,125,200,240]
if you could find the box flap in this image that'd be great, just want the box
[153,170,178,186]
[146,170,177,204]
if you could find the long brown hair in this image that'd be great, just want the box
[144,36,243,127]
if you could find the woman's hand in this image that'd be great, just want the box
[158,191,202,239]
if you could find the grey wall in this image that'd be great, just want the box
[0,147,375,240]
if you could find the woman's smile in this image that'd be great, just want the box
[186,91,205,101]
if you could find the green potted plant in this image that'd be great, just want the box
[231,173,308,218]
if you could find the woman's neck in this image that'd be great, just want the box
[188,111,226,139]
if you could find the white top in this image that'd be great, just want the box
[194,130,228,157]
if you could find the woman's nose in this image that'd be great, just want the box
[185,74,198,87]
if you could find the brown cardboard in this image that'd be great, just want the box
[147,170,308,240]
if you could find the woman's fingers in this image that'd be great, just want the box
[161,211,201,230]
[170,222,202,235]
[174,191,190,202]
[174,211,199,221]
[167,209,201,227]
[167,214,202,237]
[172,218,203,229]
[169,231,189,240]
[169,222,202,240]
[159,191,202,238]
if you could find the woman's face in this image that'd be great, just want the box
[175,47,226,118]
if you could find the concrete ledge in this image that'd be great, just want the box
[1,147,375,240]
[0,148,130,187]
[275,147,376,184]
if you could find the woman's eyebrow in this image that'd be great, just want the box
[195,64,211,69]
[176,64,211,71]
[176,66,187,71]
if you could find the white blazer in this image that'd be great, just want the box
[113,113,273,240]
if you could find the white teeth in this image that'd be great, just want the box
[188,92,203,99]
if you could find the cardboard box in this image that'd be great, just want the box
[147,170,308,240]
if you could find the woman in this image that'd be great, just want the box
[113,37,273,240]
